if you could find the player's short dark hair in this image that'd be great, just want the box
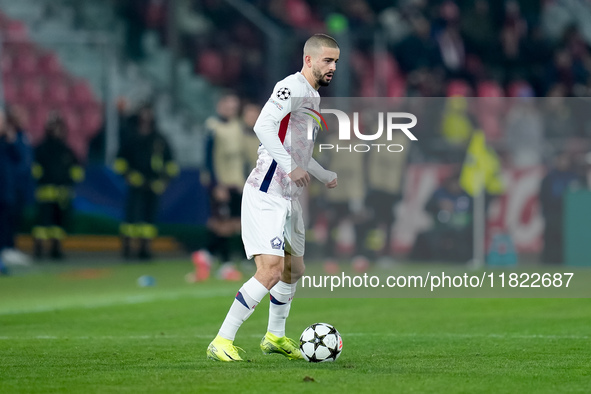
[304,34,339,56]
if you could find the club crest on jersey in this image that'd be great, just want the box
[276,87,291,101]
[270,236,283,250]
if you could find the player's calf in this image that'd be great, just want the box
[253,254,284,289]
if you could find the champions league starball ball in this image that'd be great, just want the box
[299,323,343,362]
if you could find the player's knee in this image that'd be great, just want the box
[270,269,283,285]
[257,258,284,287]
[290,260,306,281]
[261,264,283,287]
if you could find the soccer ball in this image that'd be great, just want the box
[299,323,343,362]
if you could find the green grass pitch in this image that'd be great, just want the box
[1,260,590,393]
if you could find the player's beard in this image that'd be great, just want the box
[314,67,333,87]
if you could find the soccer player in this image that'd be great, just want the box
[207,34,340,361]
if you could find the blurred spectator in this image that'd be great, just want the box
[461,0,496,64]
[435,1,465,76]
[118,0,150,60]
[440,96,475,162]
[378,4,412,45]
[407,68,445,97]
[266,0,318,30]
[199,93,244,266]
[31,114,84,260]
[177,0,211,39]
[241,102,261,174]
[561,25,591,92]
[411,173,473,262]
[543,84,576,153]
[503,1,528,39]
[2,107,33,266]
[504,87,544,168]
[197,49,226,85]
[523,24,554,93]
[88,97,132,164]
[117,0,591,100]
[0,110,20,274]
[321,133,366,261]
[499,1,527,82]
[202,0,237,29]
[114,104,179,260]
[475,81,505,142]
[541,0,591,45]
[345,0,376,31]
[362,132,409,261]
[545,47,588,96]
[395,17,442,74]
[539,152,581,264]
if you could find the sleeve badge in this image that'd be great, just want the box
[276,87,291,101]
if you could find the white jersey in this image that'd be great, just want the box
[246,72,321,200]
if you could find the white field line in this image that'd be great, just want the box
[0,333,588,340]
[0,288,231,316]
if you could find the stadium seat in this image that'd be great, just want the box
[2,76,19,102]
[387,77,407,97]
[80,104,103,136]
[0,10,10,30]
[46,77,70,105]
[13,50,38,76]
[67,132,87,162]
[70,80,94,105]
[12,104,31,131]
[223,50,242,86]
[446,79,471,97]
[507,80,533,98]
[0,10,103,161]
[359,74,376,97]
[28,106,50,143]
[1,52,14,75]
[20,76,44,104]
[476,81,503,97]
[286,0,313,29]
[62,108,81,133]
[5,20,28,39]
[350,50,371,78]
[2,42,31,61]
[375,53,400,82]
[37,53,63,76]
[197,50,224,85]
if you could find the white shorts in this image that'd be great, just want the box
[241,183,305,260]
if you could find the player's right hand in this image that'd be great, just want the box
[326,178,338,189]
[289,167,311,187]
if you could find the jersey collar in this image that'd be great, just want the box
[297,71,318,91]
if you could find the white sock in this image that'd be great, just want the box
[218,277,268,341]
[267,280,298,338]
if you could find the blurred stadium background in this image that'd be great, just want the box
[1,0,591,271]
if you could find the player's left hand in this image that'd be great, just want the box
[326,178,338,189]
